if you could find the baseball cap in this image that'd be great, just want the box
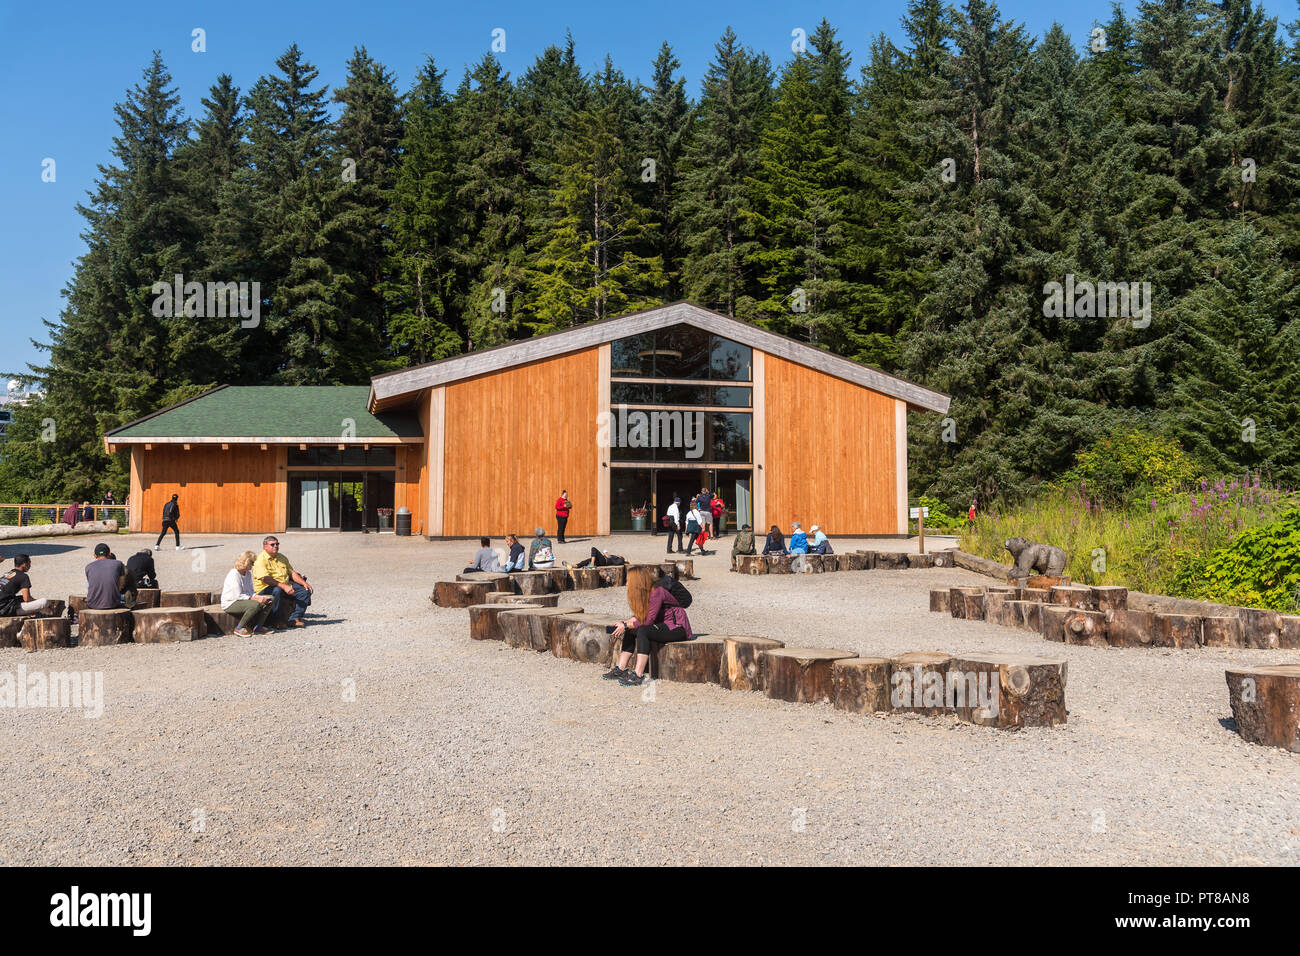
[94,543,111,557]
[811,525,820,532]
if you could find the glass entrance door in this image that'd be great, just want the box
[610,467,752,533]
[289,471,396,531]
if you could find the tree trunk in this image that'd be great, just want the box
[568,567,603,590]
[719,636,784,691]
[469,603,525,642]
[888,652,952,714]
[201,605,238,636]
[735,555,767,575]
[1090,586,1128,614]
[766,555,793,574]
[761,647,858,704]
[77,608,134,646]
[514,572,557,596]
[1225,664,1300,751]
[19,617,71,651]
[456,572,514,592]
[484,592,560,607]
[906,553,935,569]
[0,617,27,648]
[1012,601,1042,632]
[595,565,626,587]
[498,606,574,652]
[930,551,955,568]
[1106,609,1154,647]
[159,591,212,608]
[1152,612,1203,648]
[1049,586,1095,609]
[949,587,985,620]
[135,588,161,609]
[1021,588,1050,602]
[832,657,893,714]
[131,608,205,643]
[948,653,1068,728]
[843,553,868,571]
[548,613,624,663]
[1038,605,1069,642]
[929,589,951,614]
[433,581,498,608]
[653,637,724,684]
[1202,616,1244,648]
[874,552,908,570]
[1062,609,1109,647]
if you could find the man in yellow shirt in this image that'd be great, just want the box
[253,535,314,628]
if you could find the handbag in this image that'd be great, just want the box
[661,515,675,528]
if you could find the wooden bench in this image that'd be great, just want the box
[718,636,784,691]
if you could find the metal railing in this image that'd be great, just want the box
[0,504,129,527]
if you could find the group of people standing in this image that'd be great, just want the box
[663,487,725,556]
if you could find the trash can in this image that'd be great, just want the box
[395,506,412,537]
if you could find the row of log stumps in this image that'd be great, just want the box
[1,588,267,652]
[464,599,1068,729]
[732,549,955,575]
[932,582,1300,650]
[432,560,693,609]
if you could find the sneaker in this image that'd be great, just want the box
[176,545,184,550]
[601,666,625,681]
[233,627,252,637]
[618,671,646,687]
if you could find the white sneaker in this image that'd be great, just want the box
[176,545,184,550]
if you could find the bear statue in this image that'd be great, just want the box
[1004,537,1067,578]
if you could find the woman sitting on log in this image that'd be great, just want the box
[602,576,694,687]
[503,534,526,572]
[222,550,274,637]
[762,525,786,555]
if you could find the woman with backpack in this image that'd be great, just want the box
[602,575,693,687]
[683,503,704,556]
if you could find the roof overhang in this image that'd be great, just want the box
[368,302,951,414]
[104,436,421,452]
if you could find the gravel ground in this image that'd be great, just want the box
[0,529,1295,866]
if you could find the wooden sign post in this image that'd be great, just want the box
[910,506,929,555]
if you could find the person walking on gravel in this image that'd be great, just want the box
[602,575,694,686]
[156,493,182,549]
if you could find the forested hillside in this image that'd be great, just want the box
[7,0,1299,508]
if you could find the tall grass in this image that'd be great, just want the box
[961,475,1300,597]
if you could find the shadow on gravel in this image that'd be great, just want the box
[1,543,83,557]
[1218,717,1238,733]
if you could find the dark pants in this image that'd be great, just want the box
[156,520,180,547]
[622,624,690,656]
[556,515,568,542]
[666,522,683,553]
[258,582,311,624]
[684,527,701,554]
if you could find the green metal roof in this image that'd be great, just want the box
[107,386,422,440]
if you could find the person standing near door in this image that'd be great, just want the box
[157,493,182,549]
[665,495,684,554]
[555,490,571,544]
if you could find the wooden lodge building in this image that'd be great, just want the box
[104,303,950,537]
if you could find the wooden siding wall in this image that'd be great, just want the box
[441,350,600,537]
[763,353,898,535]
[138,445,279,533]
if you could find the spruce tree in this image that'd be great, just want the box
[636,43,690,300]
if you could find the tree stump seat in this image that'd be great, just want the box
[158,590,212,608]
[455,572,514,592]
[947,653,1068,728]
[497,606,580,652]
[652,637,724,684]
[1225,664,1300,751]
[594,564,627,587]
[765,554,793,574]
[131,607,205,643]
[718,636,784,691]
[949,587,986,620]
[568,567,603,590]
[483,591,560,607]
[432,580,499,608]
[200,605,239,636]
[135,588,161,609]
[77,608,134,646]
[929,589,951,614]
[832,657,894,714]
[469,603,541,642]
[761,647,858,704]
[545,613,624,663]
[735,555,766,575]
[0,616,33,648]
[19,617,72,651]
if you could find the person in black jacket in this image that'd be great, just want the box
[156,494,182,549]
[126,549,159,589]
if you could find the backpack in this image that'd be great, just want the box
[533,546,554,566]
[665,577,693,608]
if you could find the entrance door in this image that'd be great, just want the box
[288,471,396,530]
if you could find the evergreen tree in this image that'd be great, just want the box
[636,43,691,300]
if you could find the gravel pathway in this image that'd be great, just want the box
[0,530,1294,865]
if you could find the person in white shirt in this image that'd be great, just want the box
[684,504,705,556]
[222,550,274,636]
[665,496,684,554]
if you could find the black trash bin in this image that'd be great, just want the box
[395,506,412,536]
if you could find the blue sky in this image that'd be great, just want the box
[1,0,1296,379]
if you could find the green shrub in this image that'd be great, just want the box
[1171,509,1300,611]
[1059,430,1197,506]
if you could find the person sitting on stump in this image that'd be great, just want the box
[731,524,756,563]
[253,536,313,628]
[528,528,555,569]
[84,543,126,610]
[809,525,833,555]
[762,525,786,555]
[464,537,504,573]
[788,522,809,555]
[503,533,526,572]
[602,575,694,687]
[222,550,274,636]
[126,549,159,590]
[0,554,50,617]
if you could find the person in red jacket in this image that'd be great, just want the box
[555,490,571,544]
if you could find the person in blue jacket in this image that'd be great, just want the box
[788,522,808,555]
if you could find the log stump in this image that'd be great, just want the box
[874,552,908,570]
[432,580,498,608]
[667,559,695,579]
[547,613,624,663]
[832,657,893,714]
[736,555,767,575]
[543,568,574,592]
[1152,612,1203,649]
[1202,616,1244,649]
[568,567,603,590]
[719,636,784,691]
[929,589,951,614]
[135,588,161,609]
[930,551,955,568]
[1020,588,1050,603]
[455,572,514,592]
[67,595,88,618]
[483,591,561,607]
[983,591,1014,626]
[1225,664,1300,751]
[36,599,67,618]
[76,608,134,646]
[498,606,575,652]
[131,607,204,643]
[1240,608,1283,650]
[1090,586,1128,614]
[1038,605,1070,643]
[888,652,953,714]
[1062,609,1109,647]
[1106,609,1154,647]
[19,617,71,651]
[766,555,794,574]
[1280,615,1300,650]
[514,571,558,596]
[159,590,212,608]
[1020,575,1070,590]
[1008,600,1041,632]
[761,647,858,704]
[626,565,658,622]
[468,603,534,642]
[949,587,986,621]
[948,653,1068,728]
[0,616,30,648]
[595,565,627,587]
[906,553,935,569]
[1049,585,1096,609]
[201,605,239,636]
[843,552,868,571]
[653,637,724,684]
[855,551,878,569]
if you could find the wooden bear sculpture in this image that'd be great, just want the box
[1004,537,1067,578]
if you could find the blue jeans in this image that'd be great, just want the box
[258,583,311,623]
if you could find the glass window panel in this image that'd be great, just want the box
[366,447,396,467]
[611,382,654,405]
[710,336,753,381]
[654,325,710,379]
[713,386,752,407]
[707,412,752,462]
[611,332,655,378]
[657,383,713,405]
